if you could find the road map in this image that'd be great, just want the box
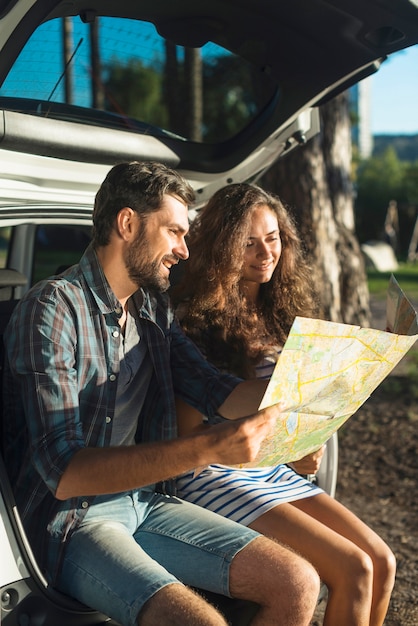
[251,277,418,467]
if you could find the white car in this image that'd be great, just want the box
[1,1,417,624]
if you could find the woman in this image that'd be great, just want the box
[173,183,396,626]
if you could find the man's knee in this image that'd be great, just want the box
[230,536,320,611]
[267,536,319,599]
[286,554,321,615]
[138,583,228,626]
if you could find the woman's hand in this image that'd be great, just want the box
[288,445,325,475]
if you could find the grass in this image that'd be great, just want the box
[367,262,418,301]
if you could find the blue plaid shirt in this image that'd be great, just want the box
[3,244,240,581]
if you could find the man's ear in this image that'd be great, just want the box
[116,207,138,241]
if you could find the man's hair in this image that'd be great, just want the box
[92,161,195,246]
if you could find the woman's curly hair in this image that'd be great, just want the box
[172,183,318,378]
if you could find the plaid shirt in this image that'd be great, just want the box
[3,244,240,581]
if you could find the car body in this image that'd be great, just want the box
[1,1,418,624]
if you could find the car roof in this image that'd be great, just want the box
[1,0,418,206]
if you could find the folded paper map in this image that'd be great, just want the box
[250,278,418,467]
[386,275,418,335]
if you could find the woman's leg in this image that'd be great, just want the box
[293,493,396,626]
[249,493,395,626]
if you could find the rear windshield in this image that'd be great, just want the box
[0,16,278,144]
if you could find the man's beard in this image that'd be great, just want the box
[124,224,174,293]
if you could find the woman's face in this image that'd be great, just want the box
[240,204,282,289]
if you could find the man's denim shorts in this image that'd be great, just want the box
[57,488,259,626]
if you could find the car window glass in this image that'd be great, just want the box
[0,16,277,143]
[0,227,11,268]
[32,225,91,284]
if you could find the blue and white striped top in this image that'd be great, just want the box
[176,351,323,526]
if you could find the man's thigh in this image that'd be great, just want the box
[57,518,180,626]
[136,493,259,596]
[56,492,258,625]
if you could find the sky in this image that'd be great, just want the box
[371,44,418,135]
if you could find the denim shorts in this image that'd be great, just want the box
[56,489,259,626]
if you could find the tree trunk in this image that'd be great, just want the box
[62,17,73,104]
[261,92,370,326]
[165,41,182,135]
[184,47,203,142]
[90,19,105,110]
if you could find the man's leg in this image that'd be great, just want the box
[229,535,320,626]
[57,491,318,625]
[57,516,229,626]
[139,494,320,626]
[139,584,228,625]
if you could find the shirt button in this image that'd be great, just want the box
[81,501,89,509]
[112,330,119,338]
[109,374,117,382]
[106,416,112,424]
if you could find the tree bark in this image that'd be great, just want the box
[261,92,370,326]
[184,48,203,142]
[165,41,182,135]
[62,17,73,105]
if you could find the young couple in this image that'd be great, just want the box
[3,162,394,626]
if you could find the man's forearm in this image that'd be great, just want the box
[55,435,211,500]
[55,403,279,501]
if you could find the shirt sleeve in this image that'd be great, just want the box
[5,288,86,495]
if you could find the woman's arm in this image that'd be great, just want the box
[217,378,269,418]
[176,396,208,435]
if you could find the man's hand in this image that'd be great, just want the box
[206,404,282,466]
[288,445,325,475]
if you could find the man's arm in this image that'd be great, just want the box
[56,404,280,500]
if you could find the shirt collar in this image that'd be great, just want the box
[79,244,159,323]
[79,243,123,317]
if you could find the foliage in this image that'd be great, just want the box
[103,58,169,129]
[101,47,274,143]
[403,161,418,206]
[355,147,418,257]
[201,55,275,142]
[373,134,418,161]
[355,147,405,241]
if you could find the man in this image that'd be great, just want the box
[3,161,319,626]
